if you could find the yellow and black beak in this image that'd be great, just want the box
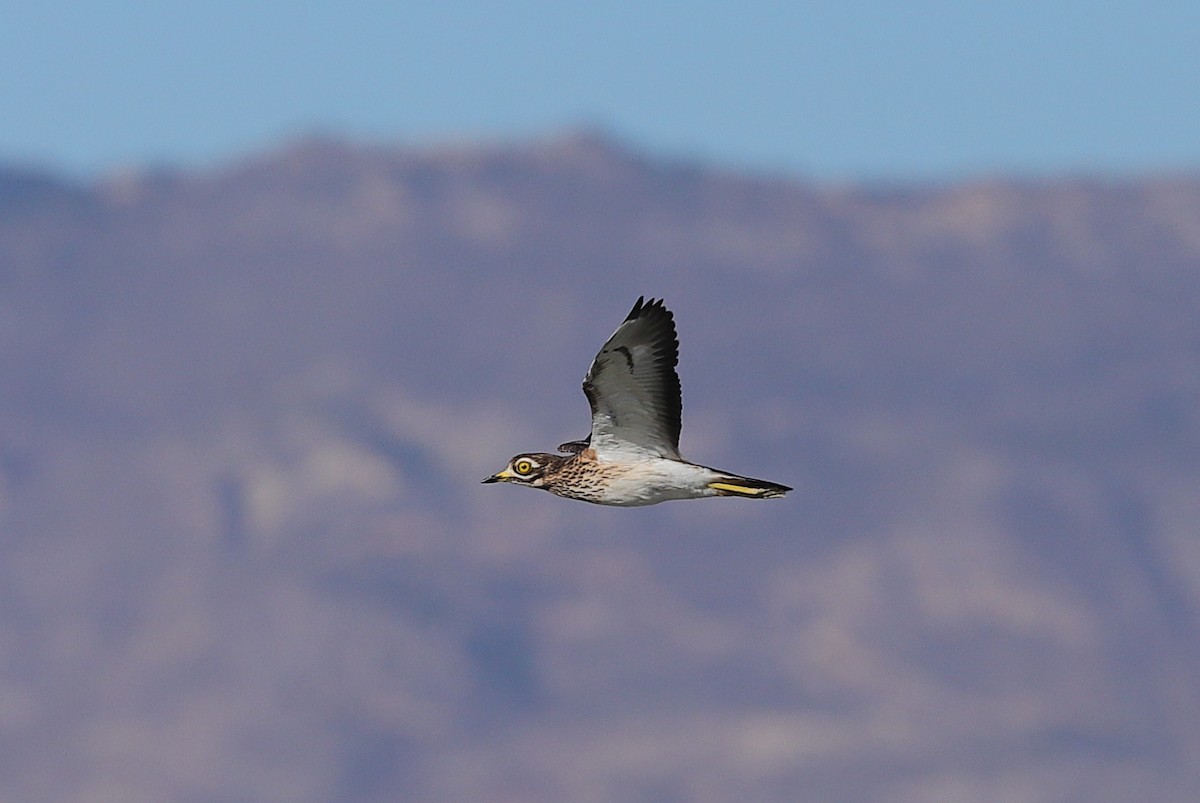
[482,467,517,484]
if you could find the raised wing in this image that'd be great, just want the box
[583,297,682,459]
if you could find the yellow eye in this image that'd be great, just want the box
[514,459,534,475]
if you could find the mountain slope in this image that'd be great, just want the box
[2,134,1199,801]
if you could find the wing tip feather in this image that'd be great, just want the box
[625,295,646,321]
[626,296,673,322]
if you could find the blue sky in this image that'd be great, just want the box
[2,1,1198,180]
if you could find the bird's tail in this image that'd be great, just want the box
[707,474,792,499]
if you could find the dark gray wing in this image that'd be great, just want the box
[583,297,682,459]
[557,436,590,454]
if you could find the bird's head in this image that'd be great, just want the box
[482,453,561,488]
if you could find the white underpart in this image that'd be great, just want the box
[594,457,723,506]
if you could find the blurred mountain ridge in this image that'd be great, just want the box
[1,133,1199,802]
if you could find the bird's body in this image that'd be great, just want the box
[484,297,791,506]
[498,447,773,507]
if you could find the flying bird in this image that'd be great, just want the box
[484,297,791,506]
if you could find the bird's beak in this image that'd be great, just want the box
[482,468,516,484]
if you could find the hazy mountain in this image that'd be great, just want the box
[2,132,1199,802]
